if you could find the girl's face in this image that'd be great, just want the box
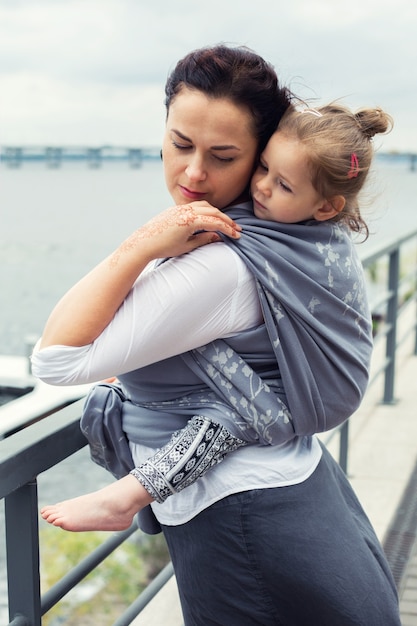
[251,132,326,223]
[162,87,258,210]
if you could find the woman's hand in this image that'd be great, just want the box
[39,201,241,349]
[120,201,241,263]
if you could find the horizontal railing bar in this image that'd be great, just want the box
[398,294,417,317]
[400,267,417,285]
[360,229,417,266]
[372,323,393,347]
[41,524,138,614]
[371,296,414,348]
[368,288,393,312]
[0,399,86,499]
[396,325,416,351]
[112,562,175,626]
[8,615,31,626]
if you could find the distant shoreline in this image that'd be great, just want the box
[0,150,415,168]
[0,145,161,168]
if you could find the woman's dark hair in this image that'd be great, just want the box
[165,44,292,154]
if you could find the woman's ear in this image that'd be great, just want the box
[313,195,346,222]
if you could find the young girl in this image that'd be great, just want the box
[39,102,393,533]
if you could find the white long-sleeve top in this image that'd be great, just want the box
[32,243,262,384]
[32,242,321,526]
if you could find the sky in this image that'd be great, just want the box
[0,0,416,153]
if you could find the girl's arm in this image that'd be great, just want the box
[40,202,241,349]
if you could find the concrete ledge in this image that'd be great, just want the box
[0,354,91,437]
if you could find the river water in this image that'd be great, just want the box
[1,155,417,355]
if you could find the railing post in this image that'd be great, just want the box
[383,248,400,404]
[5,480,41,626]
[339,421,349,475]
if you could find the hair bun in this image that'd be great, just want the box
[354,108,393,139]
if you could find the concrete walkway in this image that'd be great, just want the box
[399,542,417,626]
[328,348,417,625]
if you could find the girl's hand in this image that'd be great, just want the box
[120,201,242,262]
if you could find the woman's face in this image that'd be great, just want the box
[162,87,259,210]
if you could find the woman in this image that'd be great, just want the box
[32,45,400,625]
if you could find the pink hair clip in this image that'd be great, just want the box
[348,153,359,179]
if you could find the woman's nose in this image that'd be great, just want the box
[185,155,207,182]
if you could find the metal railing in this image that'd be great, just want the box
[1,402,175,626]
[330,228,417,472]
[362,231,417,395]
[1,228,416,625]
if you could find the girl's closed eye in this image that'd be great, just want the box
[278,179,292,193]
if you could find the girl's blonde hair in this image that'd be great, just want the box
[278,103,393,238]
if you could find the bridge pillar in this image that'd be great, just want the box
[3,147,23,168]
[128,148,143,168]
[87,148,102,168]
[45,147,62,168]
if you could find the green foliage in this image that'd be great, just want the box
[138,533,171,580]
[40,526,170,625]
[367,261,379,283]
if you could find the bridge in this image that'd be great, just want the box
[0,145,161,168]
[1,146,416,171]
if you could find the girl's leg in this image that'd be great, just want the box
[41,415,245,532]
[163,445,401,626]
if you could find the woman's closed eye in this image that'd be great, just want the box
[171,140,192,151]
[171,141,234,163]
[213,154,235,163]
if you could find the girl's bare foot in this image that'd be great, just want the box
[40,474,153,532]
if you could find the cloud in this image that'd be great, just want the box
[0,0,416,151]
[0,71,166,145]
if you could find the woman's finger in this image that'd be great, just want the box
[190,214,241,238]
[187,201,242,230]
[175,203,241,237]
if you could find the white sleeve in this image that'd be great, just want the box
[31,243,262,385]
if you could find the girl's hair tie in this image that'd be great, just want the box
[301,108,323,118]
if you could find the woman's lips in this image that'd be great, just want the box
[179,185,207,201]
